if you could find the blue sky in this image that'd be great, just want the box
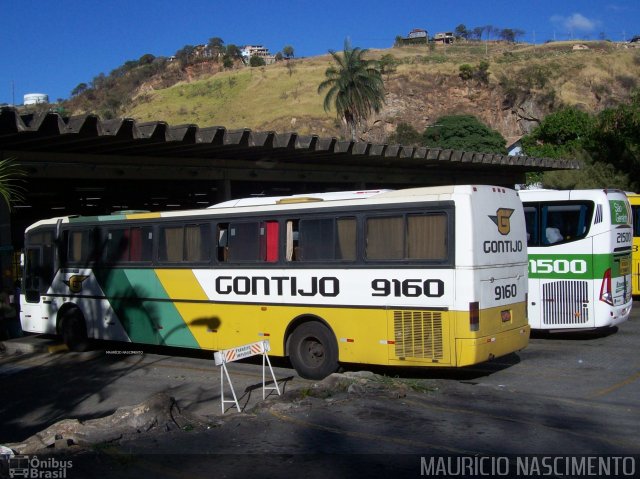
[1,0,639,105]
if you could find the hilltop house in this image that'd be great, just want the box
[241,45,276,64]
[433,32,455,44]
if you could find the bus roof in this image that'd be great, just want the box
[518,188,628,201]
[208,189,393,208]
[25,185,511,230]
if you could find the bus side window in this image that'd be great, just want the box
[217,224,229,262]
[68,229,98,265]
[524,206,539,246]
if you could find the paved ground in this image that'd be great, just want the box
[1,302,639,478]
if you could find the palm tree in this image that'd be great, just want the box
[0,159,25,210]
[318,40,385,140]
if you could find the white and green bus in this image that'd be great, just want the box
[21,185,530,379]
[519,189,633,331]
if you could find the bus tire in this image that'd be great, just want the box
[61,309,90,352]
[289,322,339,380]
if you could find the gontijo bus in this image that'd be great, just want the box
[627,192,640,297]
[20,185,530,379]
[519,189,633,331]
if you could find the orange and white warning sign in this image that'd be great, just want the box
[214,340,270,366]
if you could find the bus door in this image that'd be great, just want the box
[628,195,640,296]
[21,229,56,333]
[526,203,594,328]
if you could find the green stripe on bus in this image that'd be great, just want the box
[528,253,631,279]
[69,215,127,223]
[94,268,199,348]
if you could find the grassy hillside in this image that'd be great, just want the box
[66,41,640,142]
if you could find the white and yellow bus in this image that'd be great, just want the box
[21,185,530,379]
[519,189,633,331]
[627,192,640,298]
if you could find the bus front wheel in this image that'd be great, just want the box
[60,309,90,352]
[289,322,339,380]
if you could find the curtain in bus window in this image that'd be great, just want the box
[161,227,183,262]
[265,221,279,262]
[129,228,142,261]
[300,218,333,260]
[336,218,356,260]
[286,221,295,261]
[70,231,84,263]
[185,225,203,262]
[366,217,404,260]
[407,214,447,260]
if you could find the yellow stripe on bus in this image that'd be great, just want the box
[154,269,218,349]
[125,212,162,220]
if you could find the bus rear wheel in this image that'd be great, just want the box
[60,309,90,352]
[289,322,339,380]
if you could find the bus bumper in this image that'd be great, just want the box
[455,325,530,367]
[606,301,633,327]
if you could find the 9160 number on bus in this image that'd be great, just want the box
[371,279,444,297]
[495,284,517,300]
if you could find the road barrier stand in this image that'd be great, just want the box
[213,340,281,413]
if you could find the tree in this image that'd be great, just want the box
[455,24,469,40]
[474,60,490,84]
[459,64,473,81]
[0,158,25,210]
[225,44,243,60]
[317,40,385,140]
[138,53,155,65]
[499,28,525,43]
[222,44,243,68]
[521,107,595,159]
[282,45,294,59]
[275,52,284,62]
[422,115,507,154]
[249,55,266,67]
[471,26,484,41]
[458,62,490,84]
[71,83,88,97]
[208,37,224,50]
[175,45,196,67]
[590,91,640,191]
[519,107,629,189]
[379,54,397,79]
[208,37,225,60]
[388,122,421,146]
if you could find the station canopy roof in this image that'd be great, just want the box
[0,107,578,181]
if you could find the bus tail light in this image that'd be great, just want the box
[599,268,613,305]
[470,301,479,331]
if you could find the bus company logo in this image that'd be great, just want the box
[63,275,89,293]
[489,208,514,236]
[610,200,629,225]
[8,455,73,478]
